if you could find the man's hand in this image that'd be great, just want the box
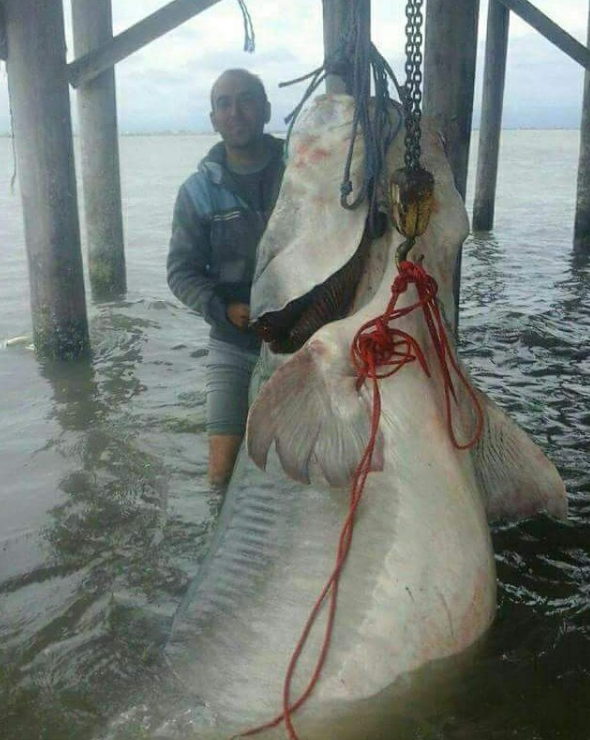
[226,302,251,329]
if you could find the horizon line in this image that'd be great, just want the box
[0,126,582,137]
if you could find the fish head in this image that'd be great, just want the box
[250,93,469,356]
[247,93,470,488]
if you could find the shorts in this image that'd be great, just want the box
[205,338,259,436]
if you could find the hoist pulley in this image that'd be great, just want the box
[391,0,435,266]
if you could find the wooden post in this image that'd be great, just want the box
[322,0,370,95]
[4,0,90,359]
[423,0,480,200]
[473,0,510,231]
[72,0,126,299]
[423,0,480,330]
[0,3,7,61]
[323,0,352,94]
[574,4,590,252]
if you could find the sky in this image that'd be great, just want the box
[0,0,588,133]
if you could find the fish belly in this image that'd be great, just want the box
[167,373,495,737]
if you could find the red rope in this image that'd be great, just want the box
[236,260,483,740]
[352,261,484,450]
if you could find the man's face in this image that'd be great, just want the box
[210,73,270,149]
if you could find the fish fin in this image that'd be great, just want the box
[472,391,567,522]
[247,339,384,487]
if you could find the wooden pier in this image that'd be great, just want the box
[1,0,589,358]
[473,0,590,233]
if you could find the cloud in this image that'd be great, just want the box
[472,28,585,128]
[0,0,587,133]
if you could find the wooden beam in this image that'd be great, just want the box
[473,0,510,231]
[575,3,590,251]
[72,0,126,300]
[68,0,222,88]
[498,0,590,70]
[5,0,90,359]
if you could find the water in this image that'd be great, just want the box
[0,130,588,739]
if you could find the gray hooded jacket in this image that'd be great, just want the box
[167,135,284,351]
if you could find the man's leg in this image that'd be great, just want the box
[208,434,242,487]
[205,339,259,488]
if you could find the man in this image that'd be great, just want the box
[167,69,284,487]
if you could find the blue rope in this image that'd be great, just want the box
[279,6,406,238]
[236,0,255,53]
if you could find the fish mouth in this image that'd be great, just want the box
[252,226,373,354]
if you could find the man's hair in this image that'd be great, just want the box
[210,69,268,110]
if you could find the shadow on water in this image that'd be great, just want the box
[0,305,213,740]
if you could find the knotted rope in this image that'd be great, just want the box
[352,260,484,450]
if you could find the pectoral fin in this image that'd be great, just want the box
[472,391,567,522]
[247,340,383,487]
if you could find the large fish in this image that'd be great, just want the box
[166,95,566,739]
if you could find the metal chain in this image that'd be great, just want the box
[403,0,424,170]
